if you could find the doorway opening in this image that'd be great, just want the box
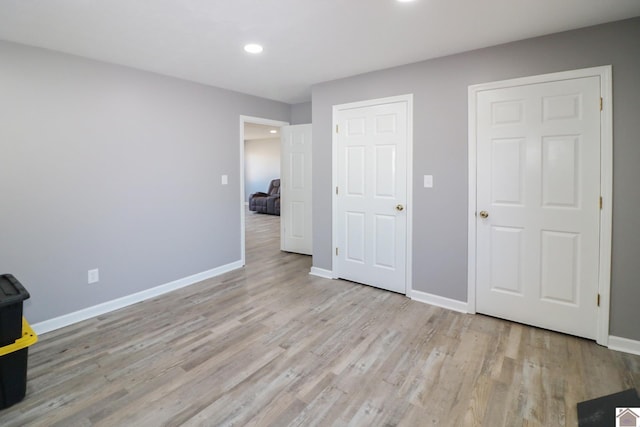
[240,116,289,266]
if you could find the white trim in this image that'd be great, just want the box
[608,336,640,357]
[410,290,469,314]
[596,66,613,347]
[331,94,414,294]
[467,66,612,91]
[331,106,339,280]
[406,97,414,298]
[239,115,289,266]
[32,261,243,335]
[467,65,613,344]
[309,267,334,279]
[467,83,478,315]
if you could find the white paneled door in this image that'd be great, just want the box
[334,99,409,294]
[475,76,601,339]
[281,124,312,255]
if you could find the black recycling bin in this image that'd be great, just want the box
[0,274,37,409]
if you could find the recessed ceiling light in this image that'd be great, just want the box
[396,0,416,2]
[244,44,263,54]
[269,129,277,134]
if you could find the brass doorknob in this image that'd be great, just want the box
[479,211,489,219]
[396,204,404,212]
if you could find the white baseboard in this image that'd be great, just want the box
[409,289,469,313]
[309,267,334,279]
[32,260,244,335]
[608,335,640,356]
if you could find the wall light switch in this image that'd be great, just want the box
[424,175,433,188]
[221,174,228,185]
[88,269,99,284]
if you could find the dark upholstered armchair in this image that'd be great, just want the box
[249,179,280,215]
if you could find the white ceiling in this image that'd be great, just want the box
[1,1,638,104]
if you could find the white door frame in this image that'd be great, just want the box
[332,94,414,295]
[239,115,289,265]
[467,66,613,345]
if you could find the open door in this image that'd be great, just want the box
[281,124,312,255]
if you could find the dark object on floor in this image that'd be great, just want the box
[0,274,30,347]
[577,388,640,427]
[0,274,36,409]
[249,178,280,215]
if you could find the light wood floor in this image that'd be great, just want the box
[2,211,639,426]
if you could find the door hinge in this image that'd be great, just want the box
[597,293,601,307]
[335,247,339,256]
[599,196,603,209]
[336,186,339,195]
[600,97,603,111]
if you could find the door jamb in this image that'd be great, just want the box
[466,66,613,346]
[331,94,414,295]
[239,115,289,266]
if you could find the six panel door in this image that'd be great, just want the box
[475,76,601,339]
[335,101,408,294]
[281,124,313,255]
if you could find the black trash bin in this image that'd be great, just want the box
[0,274,37,409]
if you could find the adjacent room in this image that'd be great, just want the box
[244,122,281,215]
[1,1,640,425]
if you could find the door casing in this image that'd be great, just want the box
[467,66,613,346]
[331,94,414,295]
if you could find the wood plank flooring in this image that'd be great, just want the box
[1,210,639,426]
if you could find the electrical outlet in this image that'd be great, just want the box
[88,269,99,284]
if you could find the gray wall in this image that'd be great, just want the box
[290,101,312,125]
[244,138,281,201]
[311,18,640,341]
[0,41,290,323]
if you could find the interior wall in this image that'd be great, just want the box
[311,17,640,341]
[0,40,290,324]
[290,101,312,125]
[244,138,281,201]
